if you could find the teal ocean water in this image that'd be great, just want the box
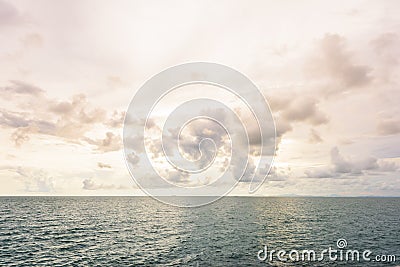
[0,197,399,266]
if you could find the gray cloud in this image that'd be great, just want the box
[309,129,323,144]
[127,152,140,166]
[48,94,106,125]
[105,110,125,128]
[0,81,123,150]
[176,118,228,168]
[265,166,290,181]
[97,162,112,169]
[280,97,328,125]
[141,111,231,168]
[0,110,31,128]
[127,106,273,187]
[268,93,329,126]
[0,0,27,26]
[231,155,256,182]
[377,117,400,135]
[304,168,335,179]
[1,80,44,96]
[0,110,56,146]
[84,132,122,152]
[306,33,372,94]
[125,134,144,153]
[266,91,328,151]
[274,119,292,138]
[82,178,127,190]
[305,147,399,178]
[163,170,189,184]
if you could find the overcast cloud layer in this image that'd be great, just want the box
[0,0,399,196]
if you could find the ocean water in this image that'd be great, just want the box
[0,197,399,266]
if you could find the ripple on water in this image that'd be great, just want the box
[0,196,399,266]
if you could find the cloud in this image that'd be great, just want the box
[97,162,112,169]
[0,0,27,27]
[309,129,323,143]
[21,33,43,48]
[0,108,72,145]
[268,93,329,126]
[274,119,292,138]
[48,94,106,125]
[0,110,31,128]
[368,32,400,86]
[0,81,124,149]
[132,105,278,186]
[371,32,399,63]
[304,168,335,179]
[377,161,398,172]
[306,33,372,94]
[282,97,328,125]
[127,152,140,166]
[126,105,274,187]
[105,110,125,128]
[267,166,291,181]
[305,147,399,178]
[125,134,145,153]
[175,117,229,167]
[0,80,44,96]
[14,167,55,193]
[163,170,189,184]
[0,109,56,145]
[84,132,122,152]
[82,178,124,190]
[266,91,328,151]
[231,155,256,182]
[141,111,231,166]
[106,75,128,90]
[377,117,400,135]
[11,126,31,146]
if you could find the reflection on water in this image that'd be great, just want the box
[0,197,399,266]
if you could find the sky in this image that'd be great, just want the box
[0,0,399,196]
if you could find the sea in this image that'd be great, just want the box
[0,197,399,266]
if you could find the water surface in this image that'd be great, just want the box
[0,197,399,266]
